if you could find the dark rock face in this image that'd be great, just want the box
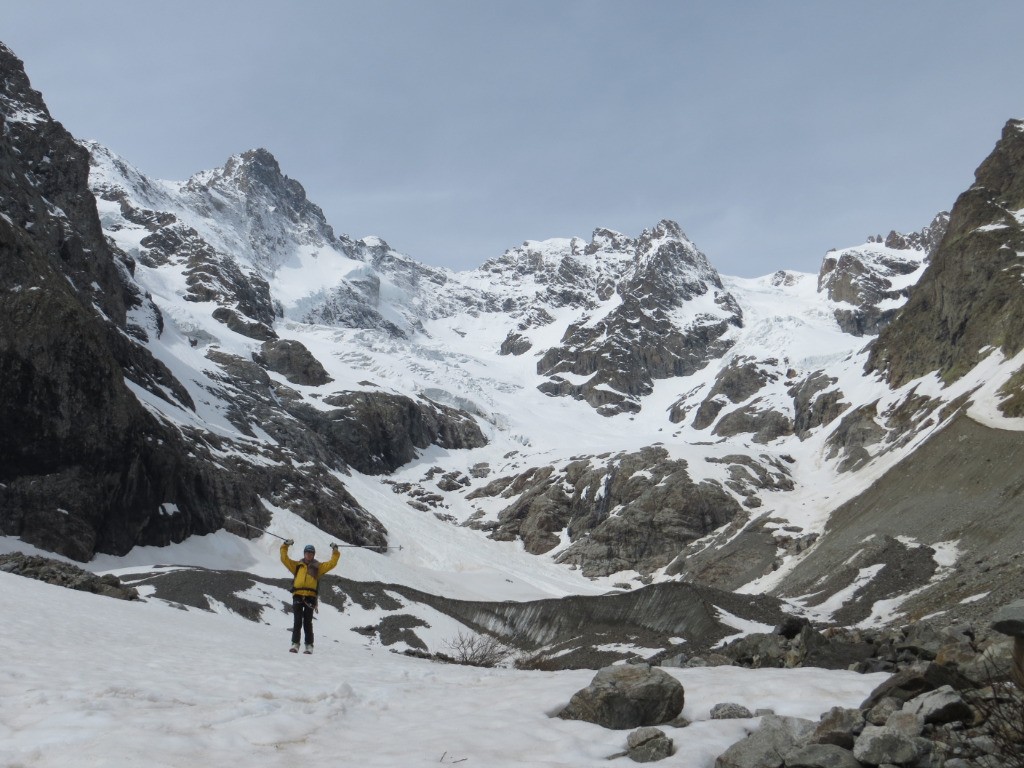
[0,44,233,560]
[312,391,487,475]
[689,357,777,429]
[868,120,1024,388]
[824,402,885,473]
[256,339,332,386]
[789,372,847,438]
[474,446,742,575]
[712,400,794,444]
[682,358,800,443]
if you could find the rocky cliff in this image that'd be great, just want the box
[0,44,485,559]
[868,120,1024,393]
[0,42,242,560]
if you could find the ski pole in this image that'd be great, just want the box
[223,515,290,542]
[225,516,402,550]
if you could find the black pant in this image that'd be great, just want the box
[292,596,316,646]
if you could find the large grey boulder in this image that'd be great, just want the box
[991,599,1024,636]
[860,662,976,710]
[852,723,931,766]
[808,706,864,749]
[713,714,815,768]
[557,664,684,730]
[960,639,1016,685]
[901,685,974,725]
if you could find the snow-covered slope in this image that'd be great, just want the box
[0,569,887,767]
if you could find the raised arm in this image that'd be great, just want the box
[319,543,341,574]
[280,539,297,573]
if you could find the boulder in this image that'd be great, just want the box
[626,727,674,763]
[852,724,930,766]
[883,710,924,738]
[860,662,976,710]
[808,706,864,749]
[960,639,1016,685]
[710,703,753,720]
[557,664,685,730]
[864,697,902,727]
[901,685,974,725]
[713,715,815,768]
[991,599,1024,636]
[784,743,862,768]
[991,599,1024,689]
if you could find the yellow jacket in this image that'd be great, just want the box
[280,544,340,598]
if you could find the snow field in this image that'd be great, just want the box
[0,572,888,768]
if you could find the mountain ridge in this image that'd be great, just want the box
[2,40,1023,641]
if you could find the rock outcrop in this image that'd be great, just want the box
[0,553,139,600]
[471,446,743,575]
[818,213,947,336]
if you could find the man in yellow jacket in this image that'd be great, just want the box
[281,540,340,654]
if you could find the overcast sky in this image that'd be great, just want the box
[3,1,1023,276]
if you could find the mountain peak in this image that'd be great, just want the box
[180,148,337,254]
[228,147,282,178]
[214,147,296,194]
[647,218,689,242]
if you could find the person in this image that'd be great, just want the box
[280,539,339,654]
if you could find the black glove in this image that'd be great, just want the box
[330,542,339,551]
[284,539,294,546]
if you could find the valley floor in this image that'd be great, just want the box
[0,571,888,767]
